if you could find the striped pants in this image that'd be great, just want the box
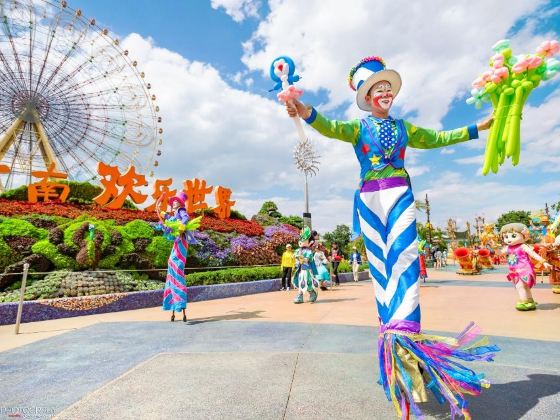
[162,234,189,311]
[356,179,420,327]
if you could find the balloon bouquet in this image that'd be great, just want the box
[466,39,560,175]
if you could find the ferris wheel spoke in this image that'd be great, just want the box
[32,4,63,94]
[39,9,92,95]
[0,11,28,93]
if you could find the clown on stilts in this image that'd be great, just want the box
[283,56,500,419]
[155,191,201,322]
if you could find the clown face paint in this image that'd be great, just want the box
[369,81,393,111]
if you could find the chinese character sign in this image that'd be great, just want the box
[183,178,213,214]
[13,160,237,218]
[94,163,148,209]
[214,186,236,219]
[28,162,70,203]
[145,178,177,213]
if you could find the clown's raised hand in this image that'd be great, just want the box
[286,98,311,119]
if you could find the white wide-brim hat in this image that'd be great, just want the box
[348,56,402,111]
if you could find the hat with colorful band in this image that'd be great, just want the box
[348,56,402,111]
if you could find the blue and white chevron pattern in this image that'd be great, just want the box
[357,185,420,324]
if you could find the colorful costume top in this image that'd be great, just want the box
[304,109,478,181]
[506,244,536,288]
[294,247,318,274]
[304,110,478,237]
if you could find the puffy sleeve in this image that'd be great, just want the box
[304,107,361,145]
[176,208,189,224]
[405,121,478,149]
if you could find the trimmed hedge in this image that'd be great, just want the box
[187,266,281,286]
[0,218,48,239]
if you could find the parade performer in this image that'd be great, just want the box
[314,242,331,290]
[350,246,363,282]
[285,55,499,419]
[155,192,201,322]
[500,223,551,310]
[292,226,320,303]
[417,238,428,283]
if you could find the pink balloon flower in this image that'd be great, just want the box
[277,85,303,103]
[536,40,560,58]
[512,55,543,74]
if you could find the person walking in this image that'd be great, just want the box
[350,246,362,281]
[330,243,343,286]
[280,244,295,291]
[434,248,443,269]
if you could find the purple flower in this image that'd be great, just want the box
[230,235,259,250]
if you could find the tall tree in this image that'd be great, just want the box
[495,210,531,232]
[323,224,352,252]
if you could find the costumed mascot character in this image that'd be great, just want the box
[285,55,499,419]
[155,192,201,322]
[314,241,332,290]
[500,223,551,311]
[292,226,320,303]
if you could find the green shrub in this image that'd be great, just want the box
[122,220,154,239]
[31,240,77,269]
[0,185,27,200]
[63,219,112,250]
[279,215,304,229]
[0,218,48,239]
[0,239,17,269]
[338,260,351,273]
[229,209,247,220]
[146,236,173,267]
[98,236,134,268]
[187,266,281,286]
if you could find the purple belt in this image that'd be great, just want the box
[360,176,408,193]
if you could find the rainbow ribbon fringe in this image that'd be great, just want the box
[378,321,500,419]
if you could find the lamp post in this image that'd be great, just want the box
[293,137,320,229]
[474,215,485,243]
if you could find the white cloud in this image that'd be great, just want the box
[115,1,558,234]
[440,148,455,155]
[241,0,553,129]
[120,33,361,233]
[210,0,261,22]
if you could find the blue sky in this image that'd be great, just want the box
[67,0,559,233]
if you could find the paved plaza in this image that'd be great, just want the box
[1,266,559,419]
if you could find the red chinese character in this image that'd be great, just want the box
[28,162,70,203]
[213,186,236,219]
[145,178,177,212]
[94,163,148,209]
[183,178,213,214]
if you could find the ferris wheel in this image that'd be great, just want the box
[0,0,163,190]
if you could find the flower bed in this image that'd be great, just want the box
[0,270,370,325]
[0,199,264,235]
